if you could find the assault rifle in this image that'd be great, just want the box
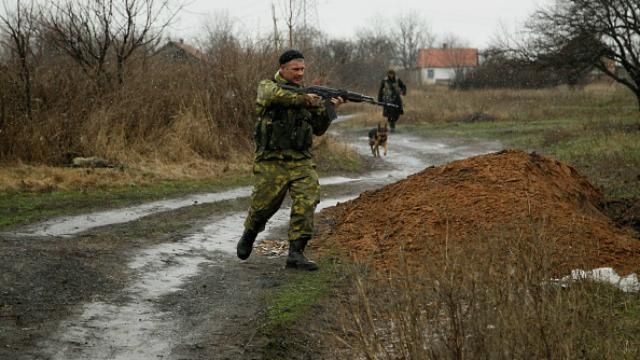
[277,83,399,120]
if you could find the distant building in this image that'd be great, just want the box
[589,57,620,82]
[154,39,206,63]
[416,45,479,85]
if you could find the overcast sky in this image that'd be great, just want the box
[170,0,553,48]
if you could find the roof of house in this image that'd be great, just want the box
[156,40,206,62]
[417,48,479,68]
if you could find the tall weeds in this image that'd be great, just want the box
[335,221,640,359]
[0,43,276,168]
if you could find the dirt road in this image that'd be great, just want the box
[0,124,501,360]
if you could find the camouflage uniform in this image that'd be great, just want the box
[243,71,332,242]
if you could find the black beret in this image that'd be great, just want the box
[279,49,304,65]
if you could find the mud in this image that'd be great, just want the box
[1,120,502,359]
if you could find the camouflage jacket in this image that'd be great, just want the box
[253,71,332,161]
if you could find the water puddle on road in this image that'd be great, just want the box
[5,176,360,238]
[43,195,357,360]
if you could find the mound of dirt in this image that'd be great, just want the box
[314,149,640,275]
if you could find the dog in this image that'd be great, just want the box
[368,122,389,157]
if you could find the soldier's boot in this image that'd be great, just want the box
[237,229,258,260]
[285,238,318,271]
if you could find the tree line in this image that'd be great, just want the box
[0,0,438,165]
[457,0,640,111]
[1,0,638,166]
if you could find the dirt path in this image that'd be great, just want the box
[0,123,502,359]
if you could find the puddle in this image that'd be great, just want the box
[42,195,357,360]
[5,177,359,238]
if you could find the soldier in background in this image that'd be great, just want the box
[378,69,407,132]
[236,49,343,271]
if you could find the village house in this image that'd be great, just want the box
[154,39,206,63]
[416,45,479,85]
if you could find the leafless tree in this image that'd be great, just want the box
[392,12,434,69]
[111,0,178,84]
[43,0,113,88]
[202,11,238,55]
[352,25,395,88]
[271,3,281,51]
[279,0,302,48]
[43,0,178,88]
[275,0,318,49]
[0,0,39,119]
[528,0,640,109]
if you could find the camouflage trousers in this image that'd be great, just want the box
[243,158,320,242]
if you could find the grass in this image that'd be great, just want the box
[333,223,640,359]
[0,135,368,230]
[263,261,338,329]
[0,176,251,230]
[259,261,347,359]
[398,83,640,199]
[314,135,365,175]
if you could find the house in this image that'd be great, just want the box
[589,57,618,82]
[154,39,206,63]
[416,46,479,85]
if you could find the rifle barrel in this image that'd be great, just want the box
[276,83,399,108]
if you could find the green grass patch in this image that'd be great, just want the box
[263,261,338,330]
[406,115,640,199]
[0,177,251,230]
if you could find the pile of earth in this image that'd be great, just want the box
[313,149,640,275]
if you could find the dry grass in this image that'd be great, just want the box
[331,222,640,359]
[0,157,252,193]
[396,81,635,124]
[313,135,363,174]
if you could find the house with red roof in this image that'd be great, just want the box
[416,45,479,85]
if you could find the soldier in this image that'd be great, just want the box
[236,49,344,271]
[377,69,407,132]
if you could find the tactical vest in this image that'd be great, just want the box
[381,79,400,103]
[254,103,314,154]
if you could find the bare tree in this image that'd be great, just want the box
[271,3,280,51]
[352,25,395,88]
[43,0,114,88]
[279,0,302,48]
[43,0,178,88]
[0,0,39,119]
[202,10,238,54]
[528,0,640,109]
[392,12,434,69]
[111,0,178,84]
[275,0,318,49]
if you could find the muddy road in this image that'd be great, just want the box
[0,122,501,360]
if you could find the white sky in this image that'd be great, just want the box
[171,0,553,48]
